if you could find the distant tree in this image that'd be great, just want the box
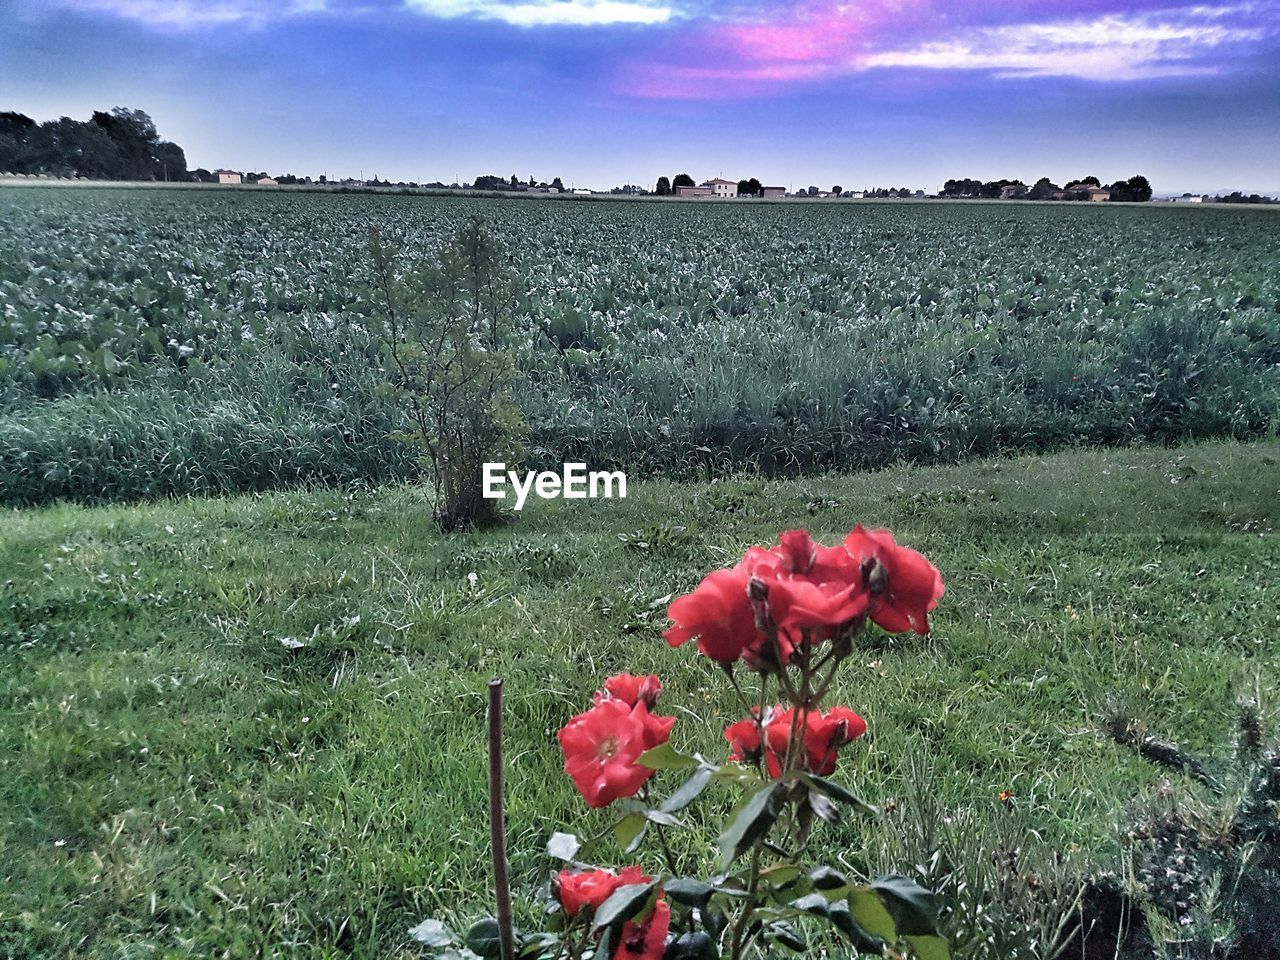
[672,173,695,190]
[1078,175,1101,187]
[91,107,163,179]
[24,117,122,178]
[745,177,762,196]
[509,174,519,189]
[1029,177,1060,200]
[807,186,818,196]
[737,179,751,195]
[1105,175,1151,202]
[153,140,187,181]
[1125,174,1152,202]
[655,175,671,196]
[551,176,565,192]
[831,185,842,196]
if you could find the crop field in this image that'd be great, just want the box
[1,186,1278,504]
[2,186,1280,959]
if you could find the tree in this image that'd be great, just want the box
[745,177,762,196]
[1125,174,1153,202]
[1078,175,1101,187]
[368,218,526,531]
[551,176,565,192]
[655,175,671,196]
[672,173,695,190]
[807,186,818,196]
[831,185,842,196]
[1029,177,1060,200]
[510,174,519,189]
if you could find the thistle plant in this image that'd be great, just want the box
[416,525,950,959]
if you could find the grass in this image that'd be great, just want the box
[2,438,1279,958]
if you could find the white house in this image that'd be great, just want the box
[256,176,278,186]
[702,178,738,198]
[216,170,241,185]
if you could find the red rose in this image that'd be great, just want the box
[764,577,869,641]
[800,706,868,775]
[558,700,677,808]
[596,673,662,710]
[615,899,670,960]
[724,716,763,763]
[556,866,651,919]
[744,705,868,778]
[663,567,759,664]
[844,525,944,634]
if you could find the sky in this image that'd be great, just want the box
[2,0,1279,193]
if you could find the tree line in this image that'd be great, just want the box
[1,108,189,181]
[940,174,1153,201]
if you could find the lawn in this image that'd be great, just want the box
[2,438,1279,958]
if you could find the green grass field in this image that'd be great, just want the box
[3,438,1278,958]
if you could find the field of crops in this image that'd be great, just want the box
[1,186,1278,503]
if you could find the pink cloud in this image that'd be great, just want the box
[615,0,1275,98]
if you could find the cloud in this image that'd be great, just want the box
[618,1,1278,98]
[404,0,675,26]
[864,8,1269,81]
[41,0,676,28]
[44,0,331,28]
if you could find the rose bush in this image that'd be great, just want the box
[415,526,950,960]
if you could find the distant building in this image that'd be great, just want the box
[703,178,738,198]
[1174,194,1204,203]
[256,176,278,186]
[1084,187,1111,202]
[216,170,241,185]
[676,184,714,197]
[999,183,1028,199]
[847,190,865,199]
[761,186,786,198]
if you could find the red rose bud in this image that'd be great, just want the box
[556,866,651,919]
[724,716,763,763]
[596,673,662,709]
[557,699,676,808]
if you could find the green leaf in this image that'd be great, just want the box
[665,932,714,959]
[849,889,897,940]
[661,765,714,813]
[804,775,878,816]
[808,865,849,890]
[789,893,831,917]
[767,921,806,952]
[906,935,951,960]
[718,781,786,869]
[590,882,658,936]
[664,877,716,909]
[869,875,943,935]
[613,812,647,853]
[829,901,883,951]
[545,831,580,862]
[643,809,683,827]
[408,917,455,946]
[463,917,503,957]
[636,743,698,770]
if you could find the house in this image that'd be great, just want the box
[216,170,241,185]
[1174,194,1204,203]
[1083,187,1111,202]
[761,186,786,198]
[256,176,278,186]
[999,183,1028,199]
[847,190,865,199]
[702,178,738,198]
[675,184,714,197]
